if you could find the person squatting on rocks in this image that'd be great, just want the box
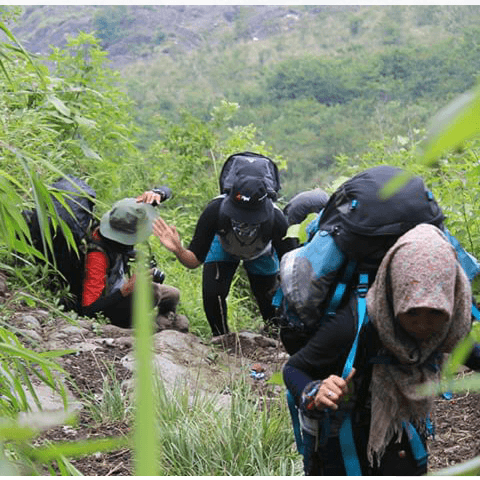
[151,169,297,337]
[283,224,474,475]
[283,188,329,226]
[81,192,188,332]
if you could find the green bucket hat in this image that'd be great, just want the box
[99,198,156,245]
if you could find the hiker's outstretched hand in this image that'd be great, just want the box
[152,217,182,254]
[314,368,356,410]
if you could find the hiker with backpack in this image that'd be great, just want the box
[151,152,297,337]
[81,193,188,331]
[282,223,473,475]
[283,188,329,226]
[274,165,480,475]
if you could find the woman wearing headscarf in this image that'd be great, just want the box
[283,223,473,475]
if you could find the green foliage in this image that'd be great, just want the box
[0,327,68,415]
[154,29,166,45]
[422,85,480,166]
[121,6,480,196]
[266,56,358,106]
[79,362,132,425]
[285,212,317,244]
[154,377,301,475]
[0,6,22,24]
[0,25,151,286]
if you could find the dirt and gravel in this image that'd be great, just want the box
[34,331,480,476]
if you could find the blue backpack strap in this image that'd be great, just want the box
[338,272,370,476]
[472,302,480,322]
[441,301,479,399]
[339,414,362,476]
[286,389,304,456]
[271,286,283,309]
[402,422,429,468]
[443,229,480,282]
[341,272,369,379]
[327,259,357,316]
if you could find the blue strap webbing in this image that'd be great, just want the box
[402,422,428,467]
[441,294,479,401]
[338,272,369,476]
[271,286,283,309]
[286,389,304,456]
[472,302,480,322]
[327,260,357,316]
[339,413,362,476]
[341,273,369,379]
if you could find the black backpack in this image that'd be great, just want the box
[275,165,446,334]
[219,152,281,201]
[24,175,96,303]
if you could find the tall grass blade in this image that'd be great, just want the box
[132,251,159,475]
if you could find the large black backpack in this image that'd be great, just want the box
[25,175,96,303]
[219,151,281,201]
[275,165,447,334]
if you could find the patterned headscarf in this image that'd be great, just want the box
[365,224,472,466]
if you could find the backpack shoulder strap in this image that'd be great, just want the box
[338,271,370,476]
[341,272,369,379]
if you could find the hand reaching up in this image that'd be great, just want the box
[152,217,182,254]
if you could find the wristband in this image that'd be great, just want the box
[300,380,323,412]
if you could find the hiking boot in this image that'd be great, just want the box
[155,311,189,333]
[172,313,189,333]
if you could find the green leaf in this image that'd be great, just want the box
[73,114,97,129]
[420,373,480,397]
[284,223,301,240]
[379,170,413,200]
[442,326,478,380]
[422,86,480,165]
[47,94,71,117]
[133,252,159,475]
[266,371,285,386]
[284,212,319,244]
[79,141,102,161]
[23,436,130,461]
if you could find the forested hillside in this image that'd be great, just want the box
[7,5,480,196]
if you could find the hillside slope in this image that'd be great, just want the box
[9,5,358,69]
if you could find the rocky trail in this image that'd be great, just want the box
[1,274,479,475]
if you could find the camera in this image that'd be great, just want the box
[152,267,166,284]
[149,258,166,284]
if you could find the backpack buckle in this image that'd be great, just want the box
[357,272,369,297]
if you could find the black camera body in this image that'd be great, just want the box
[149,257,166,284]
[152,267,166,284]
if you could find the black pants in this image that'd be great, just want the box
[202,261,277,336]
[92,284,180,329]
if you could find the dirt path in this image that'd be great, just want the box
[4,292,480,475]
